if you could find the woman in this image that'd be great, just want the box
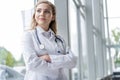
[21,0,77,80]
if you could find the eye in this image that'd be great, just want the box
[44,10,51,14]
[36,9,41,13]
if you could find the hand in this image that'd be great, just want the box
[39,54,51,63]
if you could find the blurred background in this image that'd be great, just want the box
[0,0,120,80]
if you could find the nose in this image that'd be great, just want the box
[40,10,44,16]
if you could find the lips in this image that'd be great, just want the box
[38,18,46,21]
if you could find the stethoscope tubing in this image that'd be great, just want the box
[35,28,42,44]
[35,28,64,49]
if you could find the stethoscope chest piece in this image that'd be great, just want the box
[39,44,45,49]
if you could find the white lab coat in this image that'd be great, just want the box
[21,26,77,80]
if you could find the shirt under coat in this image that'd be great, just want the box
[21,26,77,80]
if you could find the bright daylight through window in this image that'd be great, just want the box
[0,0,34,80]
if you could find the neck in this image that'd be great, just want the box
[38,25,49,31]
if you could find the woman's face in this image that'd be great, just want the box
[35,3,54,30]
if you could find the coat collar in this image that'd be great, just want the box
[36,26,55,38]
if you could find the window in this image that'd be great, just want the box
[103,0,120,71]
[0,0,34,79]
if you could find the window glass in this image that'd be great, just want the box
[0,0,34,79]
[104,0,120,70]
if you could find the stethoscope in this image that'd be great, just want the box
[35,28,65,54]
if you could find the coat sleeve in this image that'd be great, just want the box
[49,35,77,69]
[21,31,50,71]
[49,47,77,69]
